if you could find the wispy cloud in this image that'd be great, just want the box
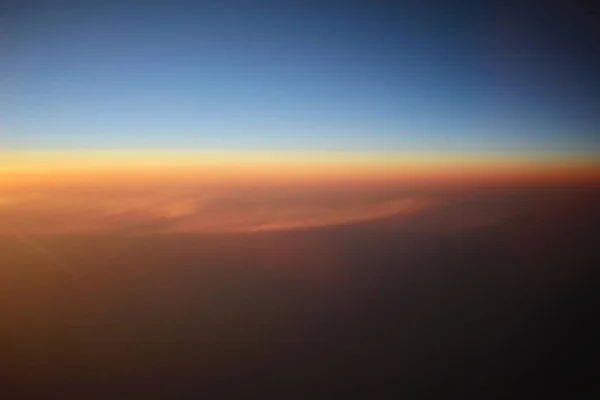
[0,186,433,235]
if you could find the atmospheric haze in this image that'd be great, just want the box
[1,156,598,397]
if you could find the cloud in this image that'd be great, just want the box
[0,185,433,235]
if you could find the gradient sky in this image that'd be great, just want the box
[1,0,599,152]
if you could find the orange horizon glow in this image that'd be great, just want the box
[1,150,599,188]
[1,149,599,236]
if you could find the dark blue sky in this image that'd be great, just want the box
[2,0,598,152]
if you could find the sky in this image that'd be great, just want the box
[1,0,599,154]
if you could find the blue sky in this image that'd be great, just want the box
[2,0,598,152]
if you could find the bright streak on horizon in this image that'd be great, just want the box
[1,149,599,188]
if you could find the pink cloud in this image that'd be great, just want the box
[0,186,434,235]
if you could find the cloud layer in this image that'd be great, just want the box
[0,186,433,235]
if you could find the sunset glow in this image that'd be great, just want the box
[2,150,599,188]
